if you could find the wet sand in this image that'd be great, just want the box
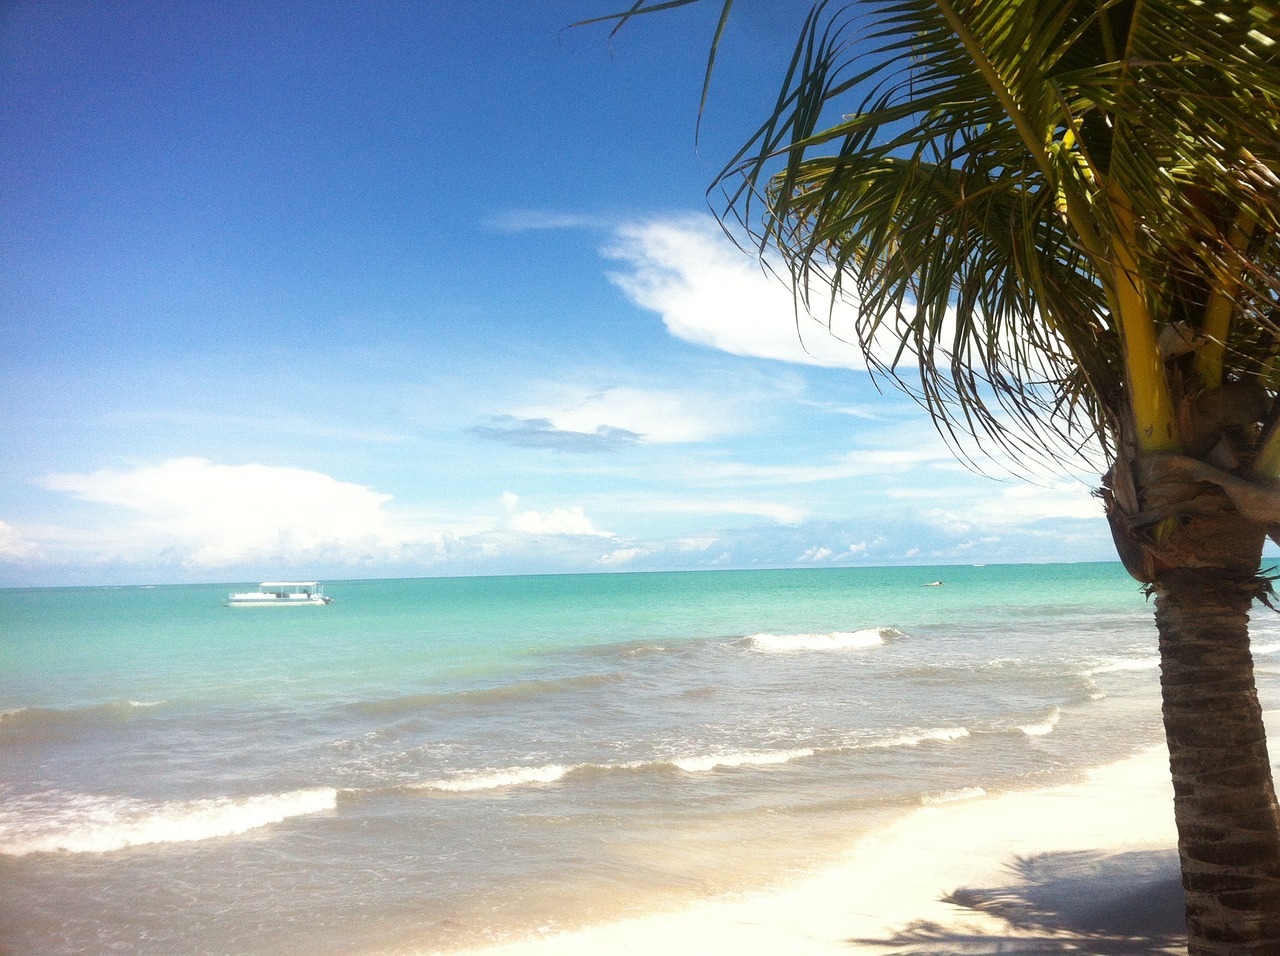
[447,744,1185,955]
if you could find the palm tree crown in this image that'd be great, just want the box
[714,0,1280,489]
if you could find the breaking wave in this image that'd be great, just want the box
[669,748,815,773]
[746,627,905,652]
[1018,706,1061,737]
[0,787,338,856]
[873,726,971,749]
[406,729,970,794]
[413,765,574,793]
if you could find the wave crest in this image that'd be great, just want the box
[1088,658,1160,675]
[398,729,976,796]
[408,747,823,793]
[0,787,337,856]
[415,765,573,793]
[670,748,814,773]
[747,627,903,652]
[873,726,970,749]
[1018,706,1061,737]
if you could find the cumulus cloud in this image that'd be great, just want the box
[0,520,39,560]
[39,457,408,568]
[24,459,639,577]
[501,492,615,538]
[798,546,835,563]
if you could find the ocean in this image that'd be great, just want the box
[3,563,1279,955]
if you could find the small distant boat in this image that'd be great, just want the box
[923,581,944,587]
[224,582,334,607]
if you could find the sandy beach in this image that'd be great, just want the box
[450,744,1188,956]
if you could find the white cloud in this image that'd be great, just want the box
[599,546,648,566]
[510,385,729,445]
[39,458,408,568]
[26,460,628,575]
[798,546,834,563]
[0,520,39,560]
[501,492,615,538]
[602,216,1079,428]
[604,216,866,367]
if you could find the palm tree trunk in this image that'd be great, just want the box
[1154,567,1280,954]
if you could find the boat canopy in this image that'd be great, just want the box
[260,582,320,588]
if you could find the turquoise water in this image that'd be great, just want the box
[3,564,1277,954]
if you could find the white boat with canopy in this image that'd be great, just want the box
[224,582,334,607]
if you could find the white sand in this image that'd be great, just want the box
[448,745,1185,956]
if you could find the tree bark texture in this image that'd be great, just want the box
[1155,567,1280,954]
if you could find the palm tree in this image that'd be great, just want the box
[585,0,1280,951]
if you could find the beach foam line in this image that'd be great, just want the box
[410,748,823,794]
[869,726,970,749]
[669,748,815,773]
[407,731,976,795]
[414,765,575,793]
[745,627,904,652]
[0,787,337,856]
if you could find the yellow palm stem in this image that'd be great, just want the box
[1195,214,1255,391]
[1109,187,1181,453]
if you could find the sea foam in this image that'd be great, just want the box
[747,627,901,652]
[418,764,573,793]
[1088,658,1160,675]
[922,786,987,805]
[669,748,815,773]
[411,748,823,793]
[0,787,338,856]
[873,726,971,749]
[1018,706,1061,737]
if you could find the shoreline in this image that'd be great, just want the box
[441,744,1184,956]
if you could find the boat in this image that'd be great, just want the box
[224,582,334,607]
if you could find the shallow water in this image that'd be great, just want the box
[3,564,1277,954]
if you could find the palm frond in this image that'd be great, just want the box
[708,0,1280,473]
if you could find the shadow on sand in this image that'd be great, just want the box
[850,848,1187,955]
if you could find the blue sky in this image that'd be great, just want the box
[0,1,1117,586]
